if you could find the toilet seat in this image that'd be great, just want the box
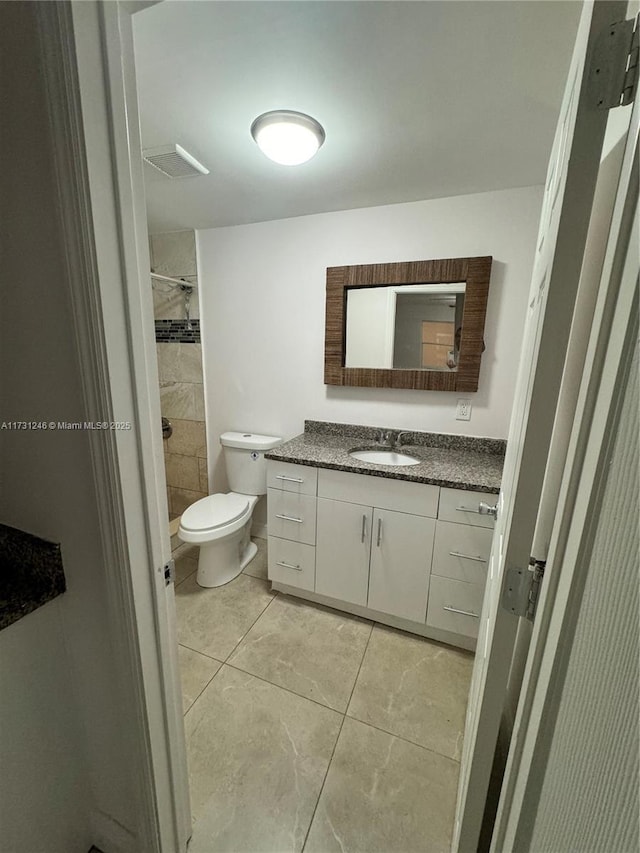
[178,492,256,545]
[181,493,249,533]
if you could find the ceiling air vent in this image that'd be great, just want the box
[143,144,210,178]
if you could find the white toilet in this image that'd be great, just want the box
[178,431,282,587]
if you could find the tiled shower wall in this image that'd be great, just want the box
[150,230,208,521]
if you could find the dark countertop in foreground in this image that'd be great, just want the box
[265,421,505,493]
[0,523,66,631]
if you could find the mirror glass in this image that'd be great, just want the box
[345,283,466,371]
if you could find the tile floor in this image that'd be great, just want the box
[173,537,474,853]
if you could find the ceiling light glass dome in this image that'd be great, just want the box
[250,110,325,166]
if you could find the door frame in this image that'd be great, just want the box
[36,1,190,850]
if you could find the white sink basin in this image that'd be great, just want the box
[349,449,420,466]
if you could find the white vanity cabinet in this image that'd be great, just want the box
[315,469,438,621]
[266,461,318,592]
[426,487,496,640]
[266,459,497,650]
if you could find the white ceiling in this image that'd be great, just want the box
[132,1,581,233]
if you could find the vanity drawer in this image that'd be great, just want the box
[268,536,315,592]
[267,488,317,545]
[267,461,318,495]
[426,576,484,639]
[438,487,497,528]
[318,468,438,518]
[432,521,492,584]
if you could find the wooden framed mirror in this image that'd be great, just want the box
[324,256,492,391]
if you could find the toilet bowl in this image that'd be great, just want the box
[178,431,282,587]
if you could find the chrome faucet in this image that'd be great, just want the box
[395,431,411,448]
[377,430,411,448]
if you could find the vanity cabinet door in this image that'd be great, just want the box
[315,497,372,607]
[367,509,435,623]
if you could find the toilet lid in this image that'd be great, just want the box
[180,493,249,532]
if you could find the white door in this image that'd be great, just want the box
[454,1,633,848]
[493,56,639,852]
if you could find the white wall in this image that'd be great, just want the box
[0,4,137,850]
[198,186,542,493]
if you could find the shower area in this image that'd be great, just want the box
[150,230,209,535]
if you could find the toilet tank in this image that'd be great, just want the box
[220,431,283,495]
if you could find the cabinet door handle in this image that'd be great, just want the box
[455,503,498,519]
[276,560,302,571]
[275,475,304,483]
[443,605,479,618]
[478,502,498,519]
[449,550,487,563]
[361,514,367,543]
[376,518,382,547]
[276,513,303,523]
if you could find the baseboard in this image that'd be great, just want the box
[251,522,267,540]
[90,809,137,853]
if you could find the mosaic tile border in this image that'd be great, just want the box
[155,319,201,343]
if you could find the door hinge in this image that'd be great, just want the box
[164,558,175,586]
[590,15,639,109]
[501,558,546,622]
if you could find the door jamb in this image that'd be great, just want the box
[36,1,189,850]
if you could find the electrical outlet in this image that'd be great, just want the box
[456,398,472,421]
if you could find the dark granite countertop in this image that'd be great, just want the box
[265,421,505,493]
[0,523,66,631]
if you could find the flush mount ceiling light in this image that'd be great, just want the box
[250,110,325,166]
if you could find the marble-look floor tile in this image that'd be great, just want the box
[174,551,198,585]
[185,665,342,853]
[347,624,473,760]
[173,542,198,561]
[175,573,275,661]
[178,645,221,714]
[305,716,459,853]
[228,595,372,712]
[242,536,268,580]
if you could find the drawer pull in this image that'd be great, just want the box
[443,605,479,618]
[455,503,498,520]
[376,518,383,547]
[276,513,303,523]
[449,550,487,563]
[361,514,367,543]
[276,560,302,571]
[275,475,304,483]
